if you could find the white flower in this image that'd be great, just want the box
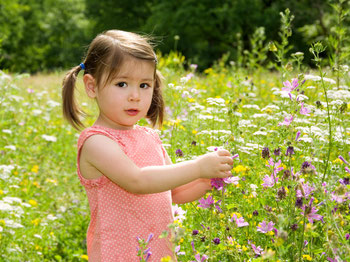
[42,135,57,142]
[2,129,12,134]
[172,204,186,223]
[4,219,24,228]
[261,105,280,111]
[253,131,267,136]
[0,201,13,211]
[4,145,16,151]
[243,104,260,110]
[3,197,22,204]
[250,184,258,190]
[32,109,42,116]
[47,100,60,107]
[300,135,313,143]
[327,90,350,101]
[34,234,42,239]
[47,214,58,221]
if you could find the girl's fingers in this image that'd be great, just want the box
[221,156,233,166]
[217,149,231,157]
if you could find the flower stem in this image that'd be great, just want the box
[298,214,307,262]
[209,208,213,262]
[319,66,332,184]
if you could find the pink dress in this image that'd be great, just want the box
[77,125,174,261]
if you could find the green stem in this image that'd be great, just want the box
[299,214,307,262]
[319,66,332,184]
[209,208,213,262]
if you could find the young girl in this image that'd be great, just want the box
[62,30,233,261]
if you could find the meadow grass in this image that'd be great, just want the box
[0,52,350,261]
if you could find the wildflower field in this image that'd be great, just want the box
[1,9,350,262]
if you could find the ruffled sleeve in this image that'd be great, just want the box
[76,126,126,188]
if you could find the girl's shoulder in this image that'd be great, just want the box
[137,125,162,143]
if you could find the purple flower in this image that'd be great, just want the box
[301,197,324,224]
[146,233,153,243]
[231,214,249,227]
[251,243,264,256]
[232,154,239,159]
[296,182,315,199]
[338,155,349,165]
[346,167,350,173]
[278,114,293,126]
[211,178,224,190]
[198,196,214,209]
[145,251,152,261]
[192,230,199,235]
[262,174,277,188]
[174,245,186,256]
[300,102,311,116]
[176,149,184,157]
[213,238,220,245]
[273,148,281,156]
[295,131,301,141]
[257,220,275,233]
[346,233,350,240]
[262,147,270,159]
[285,146,294,157]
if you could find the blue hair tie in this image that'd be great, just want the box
[79,63,85,70]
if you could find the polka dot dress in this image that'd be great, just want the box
[77,125,175,261]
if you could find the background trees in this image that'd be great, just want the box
[0,0,348,73]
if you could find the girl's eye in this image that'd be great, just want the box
[140,83,151,89]
[116,82,127,88]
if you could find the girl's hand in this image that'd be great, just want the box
[195,149,233,179]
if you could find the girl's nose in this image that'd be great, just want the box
[128,87,140,102]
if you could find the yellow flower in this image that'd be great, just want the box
[192,130,197,135]
[201,141,204,145]
[33,181,40,188]
[233,165,248,173]
[179,238,184,243]
[219,213,225,219]
[260,80,266,84]
[50,232,55,236]
[81,255,89,260]
[31,165,39,173]
[0,220,5,226]
[29,199,38,206]
[161,256,172,262]
[302,254,312,261]
[188,98,195,103]
[31,218,41,226]
[46,178,58,185]
[333,158,343,164]
[0,190,3,195]
[242,245,248,251]
[14,171,18,175]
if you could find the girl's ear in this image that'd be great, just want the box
[83,74,97,98]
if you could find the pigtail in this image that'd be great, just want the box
[62,66,85,130]
[147,69,165,129]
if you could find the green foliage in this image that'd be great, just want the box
[0,0,90,73]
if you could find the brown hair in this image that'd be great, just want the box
[62,30,164,130]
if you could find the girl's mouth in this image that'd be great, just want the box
[125,109,139,116]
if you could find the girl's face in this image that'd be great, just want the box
[85,57,155,130]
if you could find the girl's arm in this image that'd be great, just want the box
[162,150,213,204]
[80,134,233,194]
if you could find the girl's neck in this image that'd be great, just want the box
[93,116,136,131]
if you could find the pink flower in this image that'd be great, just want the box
[257,220,275,233]
[262,174,277,188]
[282,78,299,92]
[198,196,214,208]
[301,197,324,224]
[278,114,294,126]
[223,176,240,185]
[192,253,208,262]
[172,204,186,222]
[231,214,249,227]
[296,182,315,199]
[266,158,284,176]
[251,243,264,256]
[174,245,186,256]
[300,102,311,116]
